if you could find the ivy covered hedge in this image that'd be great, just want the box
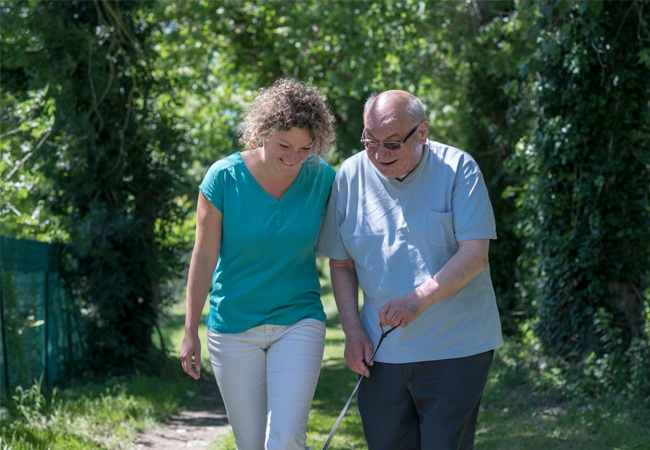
[508,0,650,394]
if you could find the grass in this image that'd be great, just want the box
[0,368,199,449]
[0,296,211,450]
[475,341,650,449]
[2,269,649,449]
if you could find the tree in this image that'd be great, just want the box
[439,0,537,335]
[1,0,192,371]
[510,0,650,392]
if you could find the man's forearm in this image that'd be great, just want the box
[417,239,490,309]
[379,239,492,328]
[329,258,363,334]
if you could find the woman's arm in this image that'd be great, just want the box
[180,192,222,380]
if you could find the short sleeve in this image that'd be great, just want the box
[316,169,352,260]
[198,160,229,213]
[451,156,496,242]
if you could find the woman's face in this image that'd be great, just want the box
[262,127,313,177]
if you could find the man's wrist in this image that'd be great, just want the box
[414,277,440,309]
[341,319,364,336]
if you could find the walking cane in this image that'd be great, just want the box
[321,325,398,450]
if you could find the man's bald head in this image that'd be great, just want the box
[363,90,426,128]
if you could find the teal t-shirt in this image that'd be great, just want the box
[199,152,335,333]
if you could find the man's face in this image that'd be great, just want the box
[362,115,427,179]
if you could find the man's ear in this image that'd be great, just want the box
[418,121,430,142]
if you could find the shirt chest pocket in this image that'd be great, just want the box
[428,211,457,248]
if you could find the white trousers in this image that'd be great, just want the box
[207,318,325,450]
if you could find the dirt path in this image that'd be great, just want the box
[130,376,231,449]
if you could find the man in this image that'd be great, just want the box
[316,90,503,449]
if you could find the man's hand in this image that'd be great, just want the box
[343,327,375,377]
[379,293,424,328]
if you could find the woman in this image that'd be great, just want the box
[180,78,336,450]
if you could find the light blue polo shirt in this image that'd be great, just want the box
[200,152,335,333]
[316,140,503,363]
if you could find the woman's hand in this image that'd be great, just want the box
[180,332,202,380]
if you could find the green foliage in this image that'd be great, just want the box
[2,0,650,399]
[477,327,650,449]
[507,0,650,394]
[11,377,50,424]
[439,1,539,335]
[1,1,193,372]
[0,367,193,450]
[0,85,63,241]
[181,0,473,160]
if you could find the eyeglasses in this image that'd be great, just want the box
[360,123,420,151]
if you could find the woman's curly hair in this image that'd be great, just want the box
[237,78,336,158]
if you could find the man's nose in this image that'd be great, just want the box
[373,146,391,161]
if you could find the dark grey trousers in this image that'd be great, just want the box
[357,350,494,450]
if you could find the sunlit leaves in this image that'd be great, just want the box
[0,84,59,239]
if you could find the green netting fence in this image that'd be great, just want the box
[0,236,82,402]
